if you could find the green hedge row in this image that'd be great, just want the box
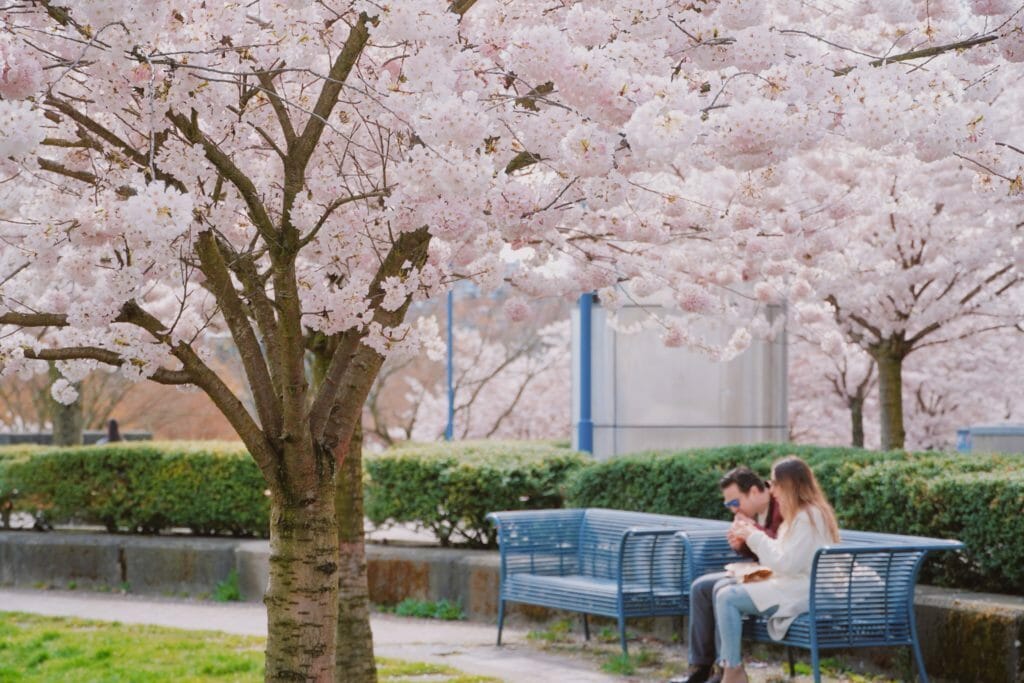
[565,444,1024,593]
[0,445,41,529]
[0,442,269,536]
[4,439,1023,593]
[364,441,589,548]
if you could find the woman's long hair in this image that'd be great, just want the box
[771,456,840,542]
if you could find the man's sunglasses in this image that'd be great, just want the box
[723,498,741,509]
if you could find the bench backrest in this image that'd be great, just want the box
[490,508,586,576]
[579,509,722,581]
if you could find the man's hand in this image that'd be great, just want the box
[726,526,744,551]
[733,511,754,524]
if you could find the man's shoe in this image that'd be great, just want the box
[668,664,714,683]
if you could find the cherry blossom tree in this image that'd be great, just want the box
[783,153,1022,450]
[790,324,1024,451]
[3,1,1023,680]
[789,328,879,448]
[406,320,570,442]
[364,294,570,448]
[901,326,1024,450]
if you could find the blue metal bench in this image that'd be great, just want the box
[674,528,963,683]
[486,508,729,653]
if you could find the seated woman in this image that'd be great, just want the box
[715,455,840,683]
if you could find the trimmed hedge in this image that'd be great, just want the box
[0,445,41,529]
[364,441,589,548]
[565,444,1024,593]
[840,457,1024,593]
[563,443,913,520]
[1,442,269,536]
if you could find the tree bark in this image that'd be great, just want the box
[310,347,377,683]
[334,421,376,683]
[848,395,865,448]
[871,342,907,451]
[47,363,83,446]
[264,483,340,683]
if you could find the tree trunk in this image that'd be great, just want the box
[309,345,377,683]
[849,395,865,448]
[334,421,376,683]
[47,363,82,446]
[264,484,340,682]
[872,344,906,451]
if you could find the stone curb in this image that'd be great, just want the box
[2,531,1022,682]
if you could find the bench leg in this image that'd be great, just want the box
[496,599,505,646]
[618,615,628,655]
[911,642,929,683]
[582,613,590,641]
[786,646,795,677]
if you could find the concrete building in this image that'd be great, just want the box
[571,295,787,459]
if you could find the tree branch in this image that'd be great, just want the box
[292,13,370,175]
[44,97,185,192]
[311,227,432,448]
[195,230,282,439]
[256,68,297,149]
[21,346,193,385]
[166,108,278,242]
[834,34,999,76]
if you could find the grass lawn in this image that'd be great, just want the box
[0,612,495,683]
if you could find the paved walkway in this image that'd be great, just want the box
[0,588,620,682]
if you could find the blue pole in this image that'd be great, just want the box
[445,288,454,441]
[577,292,593,453]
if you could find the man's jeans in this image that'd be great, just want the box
[687,571,735,666]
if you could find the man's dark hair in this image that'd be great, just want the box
[719,466,766,493]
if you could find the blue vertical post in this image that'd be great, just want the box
[445,288,455,441]
[577,292,594,454]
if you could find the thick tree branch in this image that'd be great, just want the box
[36,158,98,184]
[256,69,298,149]
[448,0,479,16]
[196,230,282,439]
[292,13,370,175]
[116,301,279,477]
[309,227,432,445]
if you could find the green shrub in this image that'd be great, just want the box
[566,444,1024,593]
[4,441,269,536]
[364,441,589,548]
[0,445,42,529]
[841,458,1024,593]
[213,569,242,602]
[563,443,905,520]
[392,598,465,621]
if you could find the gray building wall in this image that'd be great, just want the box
[572,302,787,460]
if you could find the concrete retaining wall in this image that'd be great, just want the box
[2,531,1022,682]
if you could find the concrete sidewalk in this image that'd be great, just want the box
[0,588,621,682]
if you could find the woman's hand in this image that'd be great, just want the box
[731,517,757,541]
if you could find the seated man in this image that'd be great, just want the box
[671,467,783,683]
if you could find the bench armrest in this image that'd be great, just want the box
[674,529,746,580]
[617,527,689,593]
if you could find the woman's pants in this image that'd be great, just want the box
[713,583,778,667]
